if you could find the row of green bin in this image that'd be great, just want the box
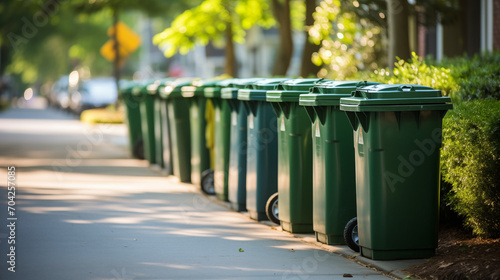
[119,77,452,261]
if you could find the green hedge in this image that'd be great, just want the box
[353,52,500,103]
[444,53,500,101]
[441,100,500,237]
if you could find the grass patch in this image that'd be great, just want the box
[80,107,124,124]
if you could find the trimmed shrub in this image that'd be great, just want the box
[441,100,500,237]
[448,53,500,101]
[353,52,500,102]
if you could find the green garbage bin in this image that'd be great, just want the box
[266,78,322,233]
[181,79,220,186]
[132,81,157,165]
[299,80,380,245]
[220,78,261,206]
[148,79,175,175]
[238,78,289,220]
[158,78,195,182]
[120,81,144,159]
[340,84,452,260]
[203,79,237,196]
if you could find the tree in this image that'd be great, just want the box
[153,0,274,77]
[309,0,385,79]
[386,0,410,67]
[300,0,322,77]
[271,0,293,76]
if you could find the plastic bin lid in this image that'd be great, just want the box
[131,80,154,96]
[147,78,175,95]
[203,78,237,99]
[339,84,453,112]
[221,78,263,99]
[159,78,197,99]
[299,81,381,106]
[266,78,323,102]
[237,78,290,101]
[181,78,224,98]
[119,80,141,95]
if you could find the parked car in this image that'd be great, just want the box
[69,77,117,115]
[49,75,70,110]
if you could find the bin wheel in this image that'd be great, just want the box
[266,192,280,225]
[133,139,145,160]
[344,217,359,252]
[200,169,215,195]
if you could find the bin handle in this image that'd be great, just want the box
[351,90,365,98]
[399,85,414,92]
[309,86,321,94]
[313,78,325,85]
[275,83,286,90]
[356,81,368,87]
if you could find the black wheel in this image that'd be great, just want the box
[133,139,145,160]
[200,169,215,195]
[266,192,280,224]
[344,217,359,252]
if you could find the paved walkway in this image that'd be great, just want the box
[0,106,401,280]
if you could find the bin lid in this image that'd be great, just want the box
[238,78,290,101]
[131,80,155,96]
[119,80,140,95]
[181,78,223,98]
[146,78,175,95]
[158,78,197,99]
[266,78,323,102]
[203,79,237,99]
[299,81,381,106]
[221,78,263,99]
[339,84,453,112]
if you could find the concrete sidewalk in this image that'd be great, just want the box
[0,107,418,280]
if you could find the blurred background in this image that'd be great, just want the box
[0,0,498,112]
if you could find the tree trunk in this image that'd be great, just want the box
[387,0,411,68]
[300,0,321,77]
[112,8,121,108]
[224,20,237,77]
[272,0,293,76]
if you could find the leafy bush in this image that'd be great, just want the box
[441,100,500,237]
[443,53,500,101]
[352,52,500,103]
[351,52,458,100]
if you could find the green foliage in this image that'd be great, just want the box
[442,52,500,101]
[352,52,500,103]
[153,0,274,58]
[441,100,500,238]
[351,53,457,99]
[386,53,457,100]
[309,0,385,80]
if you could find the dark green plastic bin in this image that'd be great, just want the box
[340,84,452,260]
[220,78,262,206]
[120,81,144,159]
[158,79,195,182]
[237,78,288,220]
[181,79,220,186]
[132,81,157,165]
[266,79,322,233]
[299,80,380,244]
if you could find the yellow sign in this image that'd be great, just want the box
[100,22,141,65]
